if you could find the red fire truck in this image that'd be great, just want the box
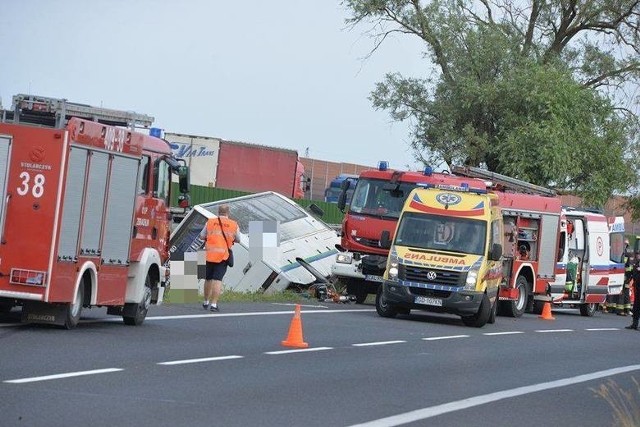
[0,94,189,328]
[332,162,487,303]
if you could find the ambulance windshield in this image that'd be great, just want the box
[394,212,487,255]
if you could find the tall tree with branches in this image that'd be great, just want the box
[344,0,640,206]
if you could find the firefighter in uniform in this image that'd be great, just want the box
[617,242,633,316]
[626,252,640,330]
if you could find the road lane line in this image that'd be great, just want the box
[137,309,376,321]
[535,329,574,333]
[422,335,469,341]
[586,328,620,331]
[483,331,525,336]
[353,340,406,347]
[4,368,123,384]
[265,347,333,355]
[348,364,640,427]
[158,355,243,366]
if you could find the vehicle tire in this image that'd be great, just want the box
[532,299,546,315]
[123,275,152,326]
[487,295,498,324]
[64,284,84,330]
[579,302,598,317]
[462,293,491,327]
[347,279,368,304]
[504,276,528,318]
[375,286,397,318]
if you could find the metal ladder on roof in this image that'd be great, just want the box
[7,94,154,129]
[452,165,556,196]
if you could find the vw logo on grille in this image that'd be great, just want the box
[426,271,437,280]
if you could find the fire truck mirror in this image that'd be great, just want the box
[177,166,190,194]
[490,243,503,261]
[380,230,392,249]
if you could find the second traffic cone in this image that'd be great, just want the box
[281,304,309,348]
[539,301,555,320]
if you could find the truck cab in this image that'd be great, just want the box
[376,186,502,328]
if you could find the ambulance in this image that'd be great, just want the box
[376,185,503,327]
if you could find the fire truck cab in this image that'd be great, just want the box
[0,94,189,328]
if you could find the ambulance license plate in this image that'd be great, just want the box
[415,296,442,306]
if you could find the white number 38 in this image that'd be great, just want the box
[17,172,45,198]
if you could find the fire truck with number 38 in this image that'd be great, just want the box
[0,94,189,328]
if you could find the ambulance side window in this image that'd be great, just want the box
[154,160,170,202]
[137,156,150,195]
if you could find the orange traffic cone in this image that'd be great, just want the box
[539,301,555,320]
[281,304,309,348]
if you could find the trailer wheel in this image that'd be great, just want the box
[462,293,491,327]
[123,275,152,326]
[503,276,528,318]
[579,303,598,317]
[64,285,84,330]
[375,286,397,318]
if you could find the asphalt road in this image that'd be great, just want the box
[0,301,639,427]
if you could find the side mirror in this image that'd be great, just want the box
[308,203,324,217]
[380,230,392,249]
[177,165,190,194]
[337,191,347,212]
[490,243,502,261]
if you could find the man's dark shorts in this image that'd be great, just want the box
[206,261,228,281]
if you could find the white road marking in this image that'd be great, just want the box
[483,331,525,336]
[141,309,375,321]
[265,347,333,355]
[586,328,620,331]
[348,364,640,427]
[4,368,123,384]
[422,335,469,341]
[353,340,406,347]
[158,355,243,365]
[535,329,574,333]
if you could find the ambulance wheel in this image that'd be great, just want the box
[64,285,84,330]
[504,276,528,318]
[375,286,397,318]
[580,303,598,317]
[487,295,498,324]
[462,294,491,327]
[123,275,152,326]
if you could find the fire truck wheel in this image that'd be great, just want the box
[579,303,598,317]
[504,276,528,318]
[123,276,152,326]
[64,285,84,330]
[347,279,368,304]
[462,294,491,327]
[375,286,397,318]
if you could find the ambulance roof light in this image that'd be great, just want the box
[461,182,469,189]
[378,161,388,171]
[423,166,433,176]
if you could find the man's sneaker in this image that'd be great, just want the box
[210,305,219,312]
[202,302,210,310]
[625,325,638,330]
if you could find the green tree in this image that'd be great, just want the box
[344,0,640,207]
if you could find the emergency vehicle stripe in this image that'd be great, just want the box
[45,130,69,302]
[408,199,485,217]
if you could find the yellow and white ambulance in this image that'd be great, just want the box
[377,185,503,327]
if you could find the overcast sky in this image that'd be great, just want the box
[1,1,430,170]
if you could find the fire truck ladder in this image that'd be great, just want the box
[8,94,154,130]
[452,165,556,197]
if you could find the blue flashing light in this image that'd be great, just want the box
[423,166,433,176]
[460,182,469,189]
[378,161,389,171]
[150,127,163,138]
